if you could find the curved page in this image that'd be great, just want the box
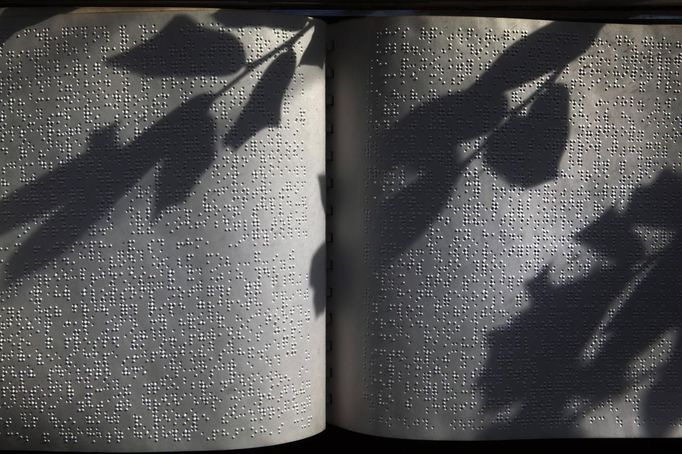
[0,8,326,451]
[330,15,682,439]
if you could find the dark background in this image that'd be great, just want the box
[2,0,682,11]
[246,425,680,449]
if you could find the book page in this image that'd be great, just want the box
[0,8,325,451]
[330,15,682,439]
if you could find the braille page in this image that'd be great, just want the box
[0,8,326,451]
[329,16,682,439]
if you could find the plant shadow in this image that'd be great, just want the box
[0,12,311,297]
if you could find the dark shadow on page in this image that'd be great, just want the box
[224,48,297,150]
[310,175,327,316]
[483,81,569,187]
[0,12,308,326]
[107,15,245,77]
[0,93,219,284]
[353,20,604,427]
[477,215,638,437]
[368,21,603,268]
[0,8,76,46]
[478,170,682,437]
[583,170,682,436]
[212,11,323,68]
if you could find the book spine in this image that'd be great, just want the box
[325,33,334,410]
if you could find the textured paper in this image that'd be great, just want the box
[330,16,682,439]
[0,8,326,451]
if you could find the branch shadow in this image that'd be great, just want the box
[478,170,682,437]
[224,48,297,150]
[1,13,302,289]
[331,16,682,438]
[348,20,614,432]
[368,21,603,269]
[392,21,682,437]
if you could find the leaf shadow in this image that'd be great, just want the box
[0,8,76,47]
[224,48,296,150]
[107,15,245,77]
[367,21,604,269]
[478,170,682,437]
[345,20,618,434]
[583,170,682,436]
[299,24,325,69]
[483,80,570,187]
[1,12,308,298]
[0,93,220,283]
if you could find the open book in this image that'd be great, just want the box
[1,6,682,450]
